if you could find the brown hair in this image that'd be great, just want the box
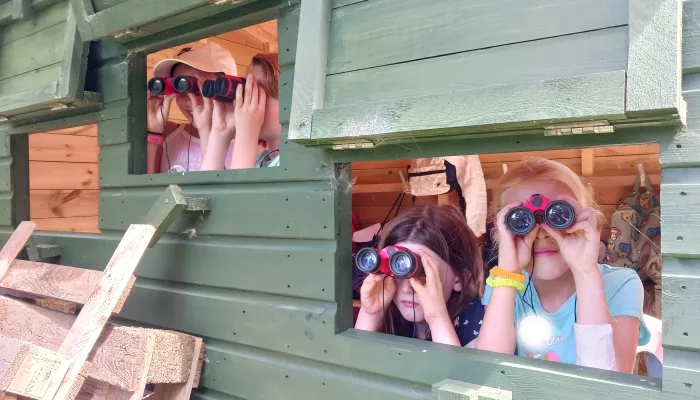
[379,204,483,339]
[251,53,280,99]
[488,157,605,242]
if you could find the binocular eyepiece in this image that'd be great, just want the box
[354,246,424,279]
[202,75,246,102]
[505,194,576,235]
[147,76,199,95]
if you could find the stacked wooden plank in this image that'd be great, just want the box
[0,185,209,400]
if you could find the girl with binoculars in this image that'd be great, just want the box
[146,42,281,173]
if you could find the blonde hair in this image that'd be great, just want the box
[489,157,605,236]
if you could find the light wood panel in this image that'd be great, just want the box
[28,126,101,233]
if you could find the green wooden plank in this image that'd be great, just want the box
[3,103,101,134]
[75,0,232,41]
[332,0,366,8]
[324,27,628,108]
[97,118,128,146]
[682,0,700,73]
[660,86,700,167]
[2,90,101,125]
[659,167,700,256]
[67,0,93,41]
[98,142,131,183]
[664,349,700,397]
[286,0,331,141]
[141,184,187,247]
[196,342,429,400]
[0,63,61,97]
[0,21,65,81]
[0,193,14,227]
[85,61,130,103]
[277,3,300,67]
[0,159,12,193]
[99,184,337,240]
[278,65,294,124]
[27,231,336,301]
[9,134,27,227]
[328,0,628,75]
[626,0,684,117]
[56,6,89,99]
[1,0,66,45]
[663,258,700,350]
[91,0,125,12]
[0,81,59,117]
[311,71,626,143]
[122,0,279,53]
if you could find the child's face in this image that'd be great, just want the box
[171,64,220,123]
[249,64,282,142]
[501,179,576,281]
[391,241,462,323]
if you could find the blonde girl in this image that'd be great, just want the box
[475,157,645,373]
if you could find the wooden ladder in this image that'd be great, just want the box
[0,185,210,400]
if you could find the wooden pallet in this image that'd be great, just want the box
[0,185,210,400]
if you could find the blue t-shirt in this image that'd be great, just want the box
[405,300,485,346]
[482,264,645,364]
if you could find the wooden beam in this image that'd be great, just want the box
[57,5,89,101]
[310,71,627,144]
[149,337,203,399]
[141,185,187,247]
[0,221,35,280]
[352,183,404,194]
[626,0,685,120]
[48,224,156,400]
[0,296,200,391]
[287,0,332,140]
[0,260,135,314]
[581,148,595,177]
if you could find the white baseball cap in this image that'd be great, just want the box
[153,41,238,78]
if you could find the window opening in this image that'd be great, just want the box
[350,143,662,379]
[144,20,281,175]
[28,125,100,233]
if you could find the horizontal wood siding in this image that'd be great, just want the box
[0,2,67,94]
[325,0,629,108]
[28,125,100,233]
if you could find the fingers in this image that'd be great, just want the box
[408,277,426,296]
[566,209,598,236]
[212,99,226,123]
[521,226,539,249]
[258,86,267,109]
[203,96,213,113]
[419,250,440,287]
[235,83,243,110]
[244,74,254,106]
[250,77,259,109]
[187,93,201,109]
[162,94,176,114]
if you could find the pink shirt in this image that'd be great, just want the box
[159,125,234,173]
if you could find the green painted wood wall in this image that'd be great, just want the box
[0,0,698,399]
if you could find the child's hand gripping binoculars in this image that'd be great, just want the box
[147,76,199,95]
[202,75,247,102]
[505,194,576,235]
[354,246,424,279]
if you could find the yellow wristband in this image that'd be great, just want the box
[486,276,526,292]
[490,267,526,283]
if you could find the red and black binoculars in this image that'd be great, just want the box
[354,246,424,279]
[505,194,576,235]
[202,75,246,102]
[147,76,199,95]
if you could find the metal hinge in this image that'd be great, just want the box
[544,120,614,136]
[331,141,375,150]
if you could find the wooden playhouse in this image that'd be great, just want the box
[0,0,698,399]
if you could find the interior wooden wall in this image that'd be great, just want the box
[146,20,278,124]
[28,125,100,233]
[352,144,661,243]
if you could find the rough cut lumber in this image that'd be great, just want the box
[0,296,201,391]
[49,224,157,400]
[149,337,203,399]
[0,222,35,280]
[0,260,135,314]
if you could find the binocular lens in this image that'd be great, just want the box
[150,80,164,93]
[174,78,189,92]
[202,80,214,98]
[546,201,575,229]
[506,208,535,235]
[355,248,379,274]
[389,253,413,277]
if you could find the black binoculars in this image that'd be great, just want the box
[505,194,576,235]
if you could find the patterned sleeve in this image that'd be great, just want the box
[453,301,486,346]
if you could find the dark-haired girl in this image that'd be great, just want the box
[354,204,485,347]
